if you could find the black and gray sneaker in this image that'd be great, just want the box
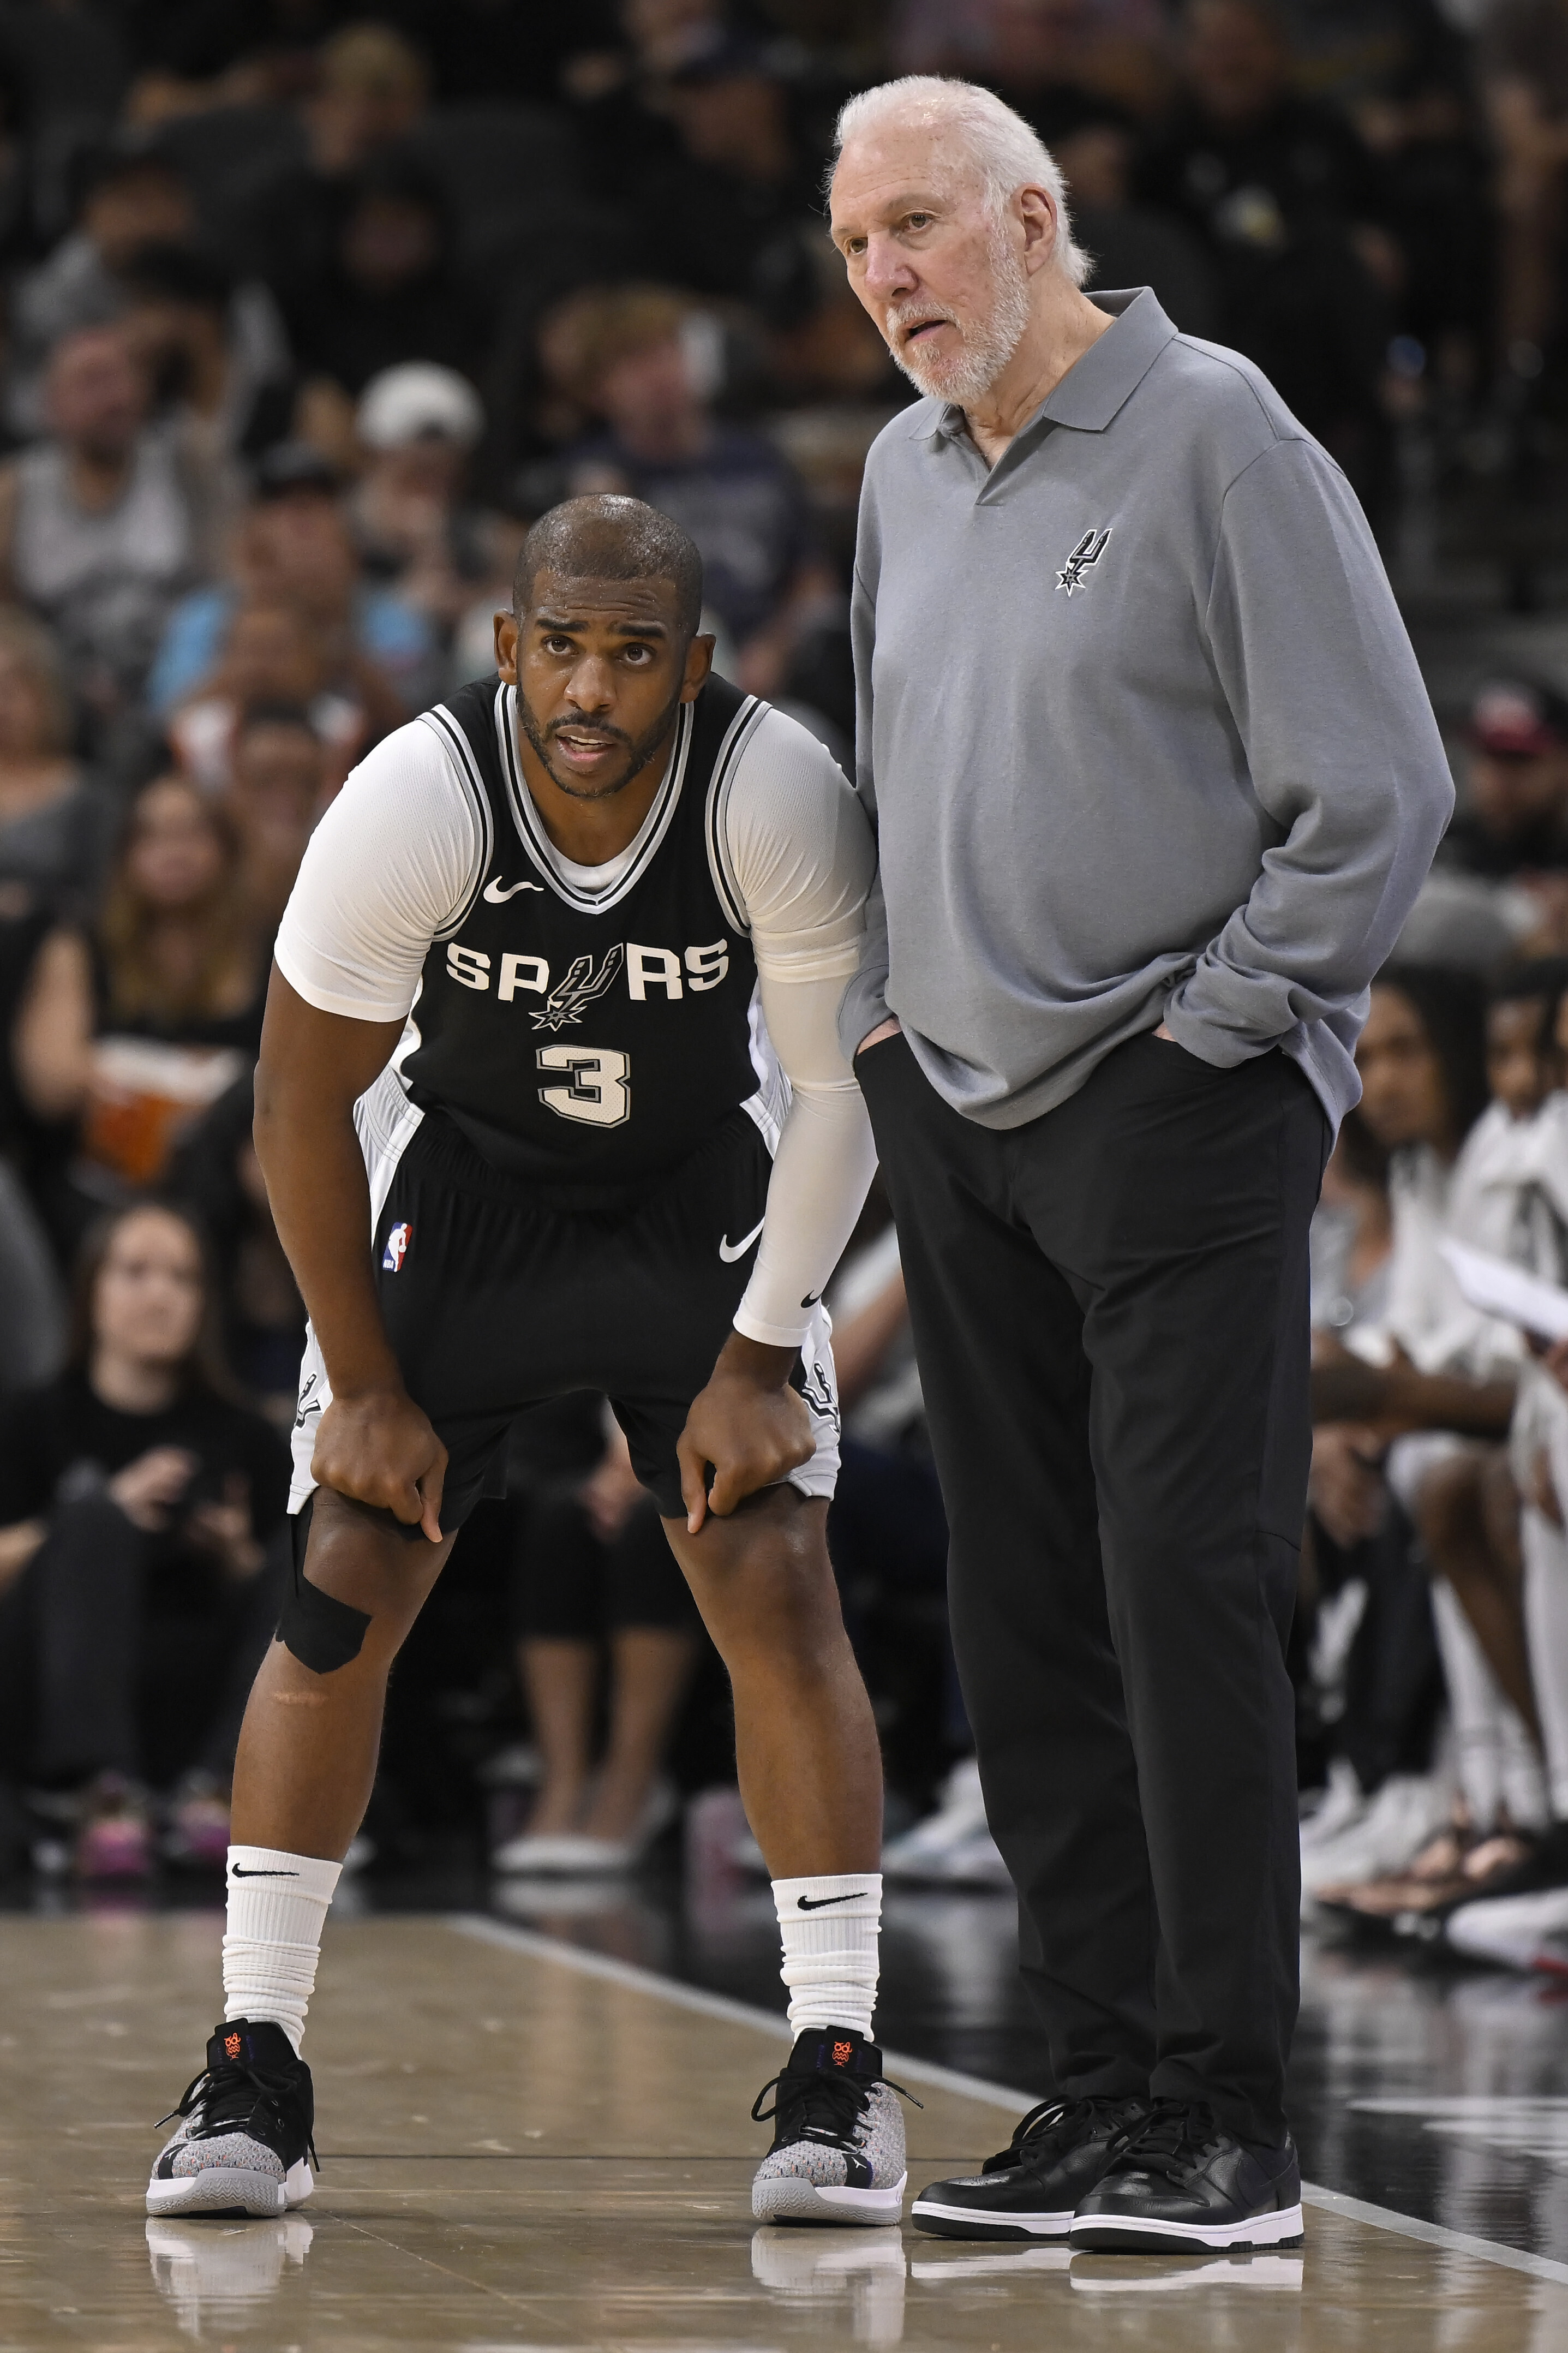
[146,2019,316,2219]
[751,2027,914,2226]
[911,2096,1145,2240]
[1069,2099,1303,2253]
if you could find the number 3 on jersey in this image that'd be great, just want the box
[537,1046,630,1126]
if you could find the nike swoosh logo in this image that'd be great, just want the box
[230,1867,300,1878]
[719,1216,765,1263]
[797,1890,866,1910]
[483,876,544,902]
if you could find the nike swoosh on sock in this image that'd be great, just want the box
[230,1868,300,1878]
[797,1891,867,1910]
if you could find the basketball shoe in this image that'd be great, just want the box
[147,2020,315,2218]
[751,2027,910,2225]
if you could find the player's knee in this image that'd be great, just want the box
[711,1536,846,1667]
[278,1494,439,1674]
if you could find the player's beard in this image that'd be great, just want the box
[517,680,685,800]
[887,216,1033,408]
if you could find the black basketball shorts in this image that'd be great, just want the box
[288,1096,840,1530]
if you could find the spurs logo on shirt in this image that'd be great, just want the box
[404,676,775,1186]
[1056,527,1111,595]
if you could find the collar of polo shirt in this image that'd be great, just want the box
[926,286,1180,449]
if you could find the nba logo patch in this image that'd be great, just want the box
[382,1221,411,1272]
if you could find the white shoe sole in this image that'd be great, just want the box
[146,2158,312,2219]
[752,2170,906,2227]
[1069,2201,1304,2254]
[911,2196,1074,2240]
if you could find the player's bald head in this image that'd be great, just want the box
[514,495,703,641]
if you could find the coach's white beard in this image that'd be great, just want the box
[887,226,1033,408]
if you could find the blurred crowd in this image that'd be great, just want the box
[9,0,1568,1935]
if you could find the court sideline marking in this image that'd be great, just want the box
[450,1913,1568,2290]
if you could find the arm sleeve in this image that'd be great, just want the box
[1165,437,1455,1065]
[721,707,880,1349]
[272,719,483,1022]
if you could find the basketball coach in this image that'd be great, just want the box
[830,76,1453,2254]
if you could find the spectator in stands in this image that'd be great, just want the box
[6,142,195,438]
[1051,104,1219,331]
[553,285,839,694]
[127,0,374,123]
[0,1198,287,1878]
[230,23,432,313]
[891,0,1171,120]
[285,151,485,401]
[1273,0,1483,378]
[20,773,268,1194]
[1428,676,1568,960]
[1443,676,1568,880]
[1139,0,1397,514]
[494,1412,700,1876]
[149,440,438,719]
[222,701,327,935]
[0,611,113,911]
[634,37,826,304]
[170,1072,305,1426]
[1304,967,1553,1912]
[166,593,397,800]
[97,773,267,1051]
[0,326,231,724]
[351,361,496,637]
[119,241,294,468]
[1479,0,1568,393]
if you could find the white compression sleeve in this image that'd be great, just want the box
[719,709,878,1349]
[735,953,878,1348]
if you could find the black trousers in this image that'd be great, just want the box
[857,1030,1330,2147]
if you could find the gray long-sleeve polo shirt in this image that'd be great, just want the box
[841,286,1454,1131]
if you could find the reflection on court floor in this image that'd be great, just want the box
[7,1910,1568,2349]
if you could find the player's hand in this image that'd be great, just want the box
[312,1388,447,1542]
[677,1334,814,1533]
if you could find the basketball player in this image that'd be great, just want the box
[146,497,906,2230]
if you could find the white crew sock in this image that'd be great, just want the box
[222,1846,342,2056]
[773,1873,881,2040]
[1524,1502,1568,1818]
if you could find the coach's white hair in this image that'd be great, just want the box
[832,76,1090,289]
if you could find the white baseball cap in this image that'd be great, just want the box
[357,362,484,452]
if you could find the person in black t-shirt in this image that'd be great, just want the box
[0,1198,286,1877]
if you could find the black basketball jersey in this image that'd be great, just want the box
[397,674,783,1196]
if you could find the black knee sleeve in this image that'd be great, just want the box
[279,1496,373,1674]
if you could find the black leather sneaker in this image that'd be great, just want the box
[911,2095,1146,2240]
[1069,2099,1303,2253]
